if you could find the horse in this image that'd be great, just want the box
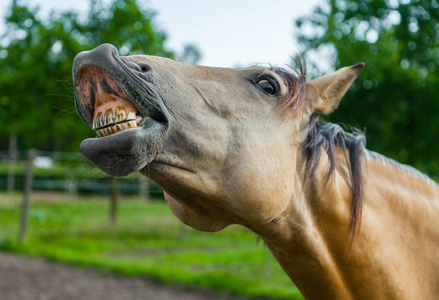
[73,44,439,299]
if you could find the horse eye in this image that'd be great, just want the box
[257,79,278,96]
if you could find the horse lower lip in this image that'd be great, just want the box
[80,120,167,177]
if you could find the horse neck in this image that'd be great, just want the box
[256,148,439,299]
[365,150,439,210]
[254,149,356,299]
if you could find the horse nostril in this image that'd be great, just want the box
[137,62,152,73]
[120,57,153,73]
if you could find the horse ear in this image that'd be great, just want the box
[305,63,364,114]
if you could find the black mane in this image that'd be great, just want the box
[272,59,366,236]
[302,113,366,237]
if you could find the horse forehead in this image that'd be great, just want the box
[126,56,272,116]
[128,54,263,83]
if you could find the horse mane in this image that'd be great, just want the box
[302,114,366,237]
[300,115,438,238]
[272,59,365,236]
[270,60,437,241]
[271,60,366,236]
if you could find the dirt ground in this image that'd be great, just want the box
[0,252,254,300]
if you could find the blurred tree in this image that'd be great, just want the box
[295,0,439,172]
[0,3,65,150]
[73,0,174,57]
[178,43,202,65]
[0,0,174,152]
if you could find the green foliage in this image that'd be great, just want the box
[73,0,174,57]
[296,0,439,172]
[0,196,303,299]
[0,0,174,151]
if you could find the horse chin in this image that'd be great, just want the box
[163,192,233,232]
[80,120,167,177]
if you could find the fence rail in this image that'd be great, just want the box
[1,148,163,243]
[0,149,162,197]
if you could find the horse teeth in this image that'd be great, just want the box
[105,109,113,124]
[93,107,141,138]
[127,120,137,128]
[116,106,126,122]
[127,111,136,120]
[93,112,102,129]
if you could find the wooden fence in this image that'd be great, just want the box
[0,149,162,242]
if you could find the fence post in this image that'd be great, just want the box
[139,176,150,201]
[18,149,36,243]
[110,177,120,227]
[66,168,78,198]
[7,133,18,195]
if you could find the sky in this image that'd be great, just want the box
[0,0,323,68]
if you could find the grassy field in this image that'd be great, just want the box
[0,193,303,299]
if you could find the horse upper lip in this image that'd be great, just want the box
[74,61,169,135]
[72,44,150,127]
[74,65,141,138]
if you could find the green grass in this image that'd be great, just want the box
[0,193,303,299]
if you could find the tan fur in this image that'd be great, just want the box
[80,52,439,299]
[259,151,439,299]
